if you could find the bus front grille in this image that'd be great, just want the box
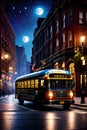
[56,91,67,97]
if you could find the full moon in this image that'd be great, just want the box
[23,36,29,43]
[36,7,44,15]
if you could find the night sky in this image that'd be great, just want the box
[6,0,53,61]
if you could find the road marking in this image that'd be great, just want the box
[18,104,35,111]
[54,116,61,119]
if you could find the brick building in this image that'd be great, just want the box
[0,0,16,95]
[31,0,87,96]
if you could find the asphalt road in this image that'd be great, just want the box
[0,95,87,130]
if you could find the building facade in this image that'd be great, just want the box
[31,0,87,96]
[0,1,16,95]
[15,46,27,78]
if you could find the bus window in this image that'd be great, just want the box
[40,80,44,88]
[21,81,24,88]
[27,80,30,88]
[17,82,21,88]
[31,80,34,88]
[50,80,73,89]
[24,81,27,88]
[35,79,39,88]
[44,80,49,88]
[21,82,24,88]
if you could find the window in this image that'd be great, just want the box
[35,79,39,88]
[63,33,65,43]
[49,25,52,39]
[84,75,87,88]
[27,80,30,88]
[56,39,59,47]
[86,12,87,21]
[86,12,87,26]
[55,20,59,33]
[24,81,27,88]
[55,38,59,52]
[69,63,74,74]
[21,82,24,88]
[40,80,44,88]
[17,82,21,88]
[62,14,66,28]
[68,32,72,48]
[50,80,73,89]
[61,33,65,49]
[45,29,49,41]
[31,80,34,88]
[79,12,83,24]
[68,10,72,26]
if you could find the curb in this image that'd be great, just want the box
[71,104,87,110]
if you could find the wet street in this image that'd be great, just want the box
[0,95,87,130]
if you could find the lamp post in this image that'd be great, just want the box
[80,35,85,104]
[4,54,9,72]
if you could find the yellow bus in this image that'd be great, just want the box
[15,69,74,109]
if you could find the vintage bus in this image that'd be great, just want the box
[15,69,74,109]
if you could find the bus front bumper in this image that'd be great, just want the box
[44,99,75,106]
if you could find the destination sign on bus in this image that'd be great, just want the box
[49,74,70,78]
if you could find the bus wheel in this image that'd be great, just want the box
[63,104,70,110]
[18,99,24,105]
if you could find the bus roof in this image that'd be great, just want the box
[15,69,71,81]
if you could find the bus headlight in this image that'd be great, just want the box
[48,91,54,100]
[68,91,73,98]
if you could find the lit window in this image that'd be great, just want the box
[56,39,59,46]
[40,80,44,87]
[63,33,65,43]
[31,80,34,88]
[27,80,30,88]
[62,33,65,49]
[79,12,83,24]
[69,63,74,74]
[68,32,72,48]
[35,79,38,88]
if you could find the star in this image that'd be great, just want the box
[19,10,22,14]
[12,6,15,10]
[24,7,28,10]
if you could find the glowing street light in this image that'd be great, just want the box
[4,54,9,59]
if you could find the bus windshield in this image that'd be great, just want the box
[49,80,73,89]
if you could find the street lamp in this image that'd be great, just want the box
[4,54,9,59]
[4,54,9,72]
[80,35,85,104]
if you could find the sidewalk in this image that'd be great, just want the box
[71,97,87,110]
[74,97,87,104]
